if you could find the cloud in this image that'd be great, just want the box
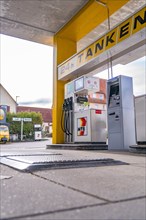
[19,98,52,106]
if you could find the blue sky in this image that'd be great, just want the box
[0,34,145,108]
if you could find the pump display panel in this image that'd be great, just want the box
[66,82,74,94]
[65,81,74,98]
[74,77,84,92]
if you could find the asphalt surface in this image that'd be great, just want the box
[0,140,146,220]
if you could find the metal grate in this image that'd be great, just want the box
[0,153,129,171]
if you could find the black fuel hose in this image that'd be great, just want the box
[61,109,71,135]
[66,110,72,135]
[61,109,66,133]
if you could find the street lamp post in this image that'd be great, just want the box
[16,96,20,105]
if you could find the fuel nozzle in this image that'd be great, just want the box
[68,97,73,110]
[63,97,73,111]
[63,99,68,111]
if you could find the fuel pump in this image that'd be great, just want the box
[34,124,42,141]
[73,76,107,144]
[62,75,107,144]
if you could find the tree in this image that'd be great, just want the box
[6,111,43,139]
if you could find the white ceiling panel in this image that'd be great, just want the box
[0,0,89,45]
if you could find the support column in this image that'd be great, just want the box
[52,36,76,144]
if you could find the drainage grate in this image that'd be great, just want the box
[0,153,129,171]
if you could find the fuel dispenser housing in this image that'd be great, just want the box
[107,75,136,150]
[63,76,107,144]
[74,109,107,143]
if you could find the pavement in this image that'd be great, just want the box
[0,140,146,220]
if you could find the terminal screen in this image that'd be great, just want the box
[109,83,119,97]
[109,83,119,107]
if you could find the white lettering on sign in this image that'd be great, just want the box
[12,117,32,122]
[12,117,22,121]
[23,118,32,122]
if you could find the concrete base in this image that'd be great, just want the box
[46,143,108,150]
[129,144,146,153]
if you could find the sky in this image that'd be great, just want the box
[0,34,146,109]
[0,34,53,108]
[95,56,146,96]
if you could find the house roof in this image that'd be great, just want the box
[0,83,17,104]
[17,106,52,123]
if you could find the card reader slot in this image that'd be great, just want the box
[108,112,115,116]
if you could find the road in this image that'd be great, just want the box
[0,138,52,150]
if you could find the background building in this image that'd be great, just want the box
[0,83,52,133]
[0,83,17,113]
[17,106,52,133]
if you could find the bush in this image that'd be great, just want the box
[6,111,43,140]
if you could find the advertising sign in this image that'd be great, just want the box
[77,117,87,136]
[58,7,146,80]
[0,107,6,123]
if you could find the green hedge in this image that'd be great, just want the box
[6,111,43,139]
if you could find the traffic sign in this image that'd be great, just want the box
[12,117,22,121]
[12,117,32,141]
[23,118,32,122]
[12,117,32,122]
